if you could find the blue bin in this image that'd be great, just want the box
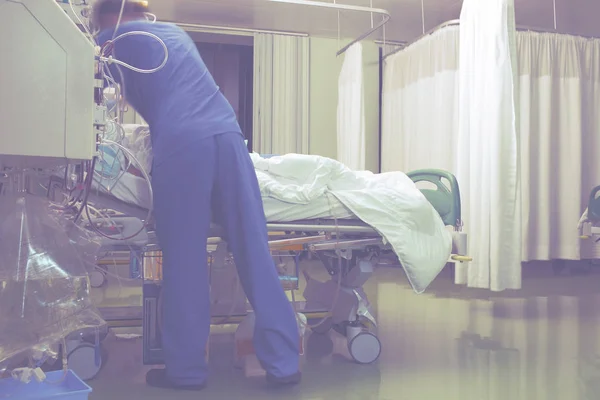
[0,370,92,400]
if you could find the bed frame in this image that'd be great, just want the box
[89,169,470,367]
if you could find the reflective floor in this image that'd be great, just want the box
[89,262,600,400]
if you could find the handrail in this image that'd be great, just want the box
[171,21,309,37]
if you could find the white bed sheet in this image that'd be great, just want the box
[92,172,354,221]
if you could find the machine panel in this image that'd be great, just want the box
[0,0,96,168]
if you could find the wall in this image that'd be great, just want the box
[308,37,381,172]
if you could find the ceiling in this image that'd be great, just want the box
[149,0,600,43]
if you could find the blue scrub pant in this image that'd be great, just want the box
[152,132,300,386]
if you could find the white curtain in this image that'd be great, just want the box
[253,33,310,155]
[383,29,600,280]
[518,32,600,261]
[381,26,460,174]
[337,42,365,171]
[455,0,521,291]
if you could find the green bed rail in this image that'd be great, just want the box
[406,169,462,228]
[588,185,600,222]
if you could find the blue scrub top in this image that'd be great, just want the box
[97,21,242,167]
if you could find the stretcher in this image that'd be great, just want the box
[82,167,471,366]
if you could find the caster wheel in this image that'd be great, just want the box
[90,270,106,288]
[67,344,103,381]
[347,332,381,365]
[311,317,333,335]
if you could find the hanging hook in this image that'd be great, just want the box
[420,0,426,35]
[552,0,557,30]
[382,14,386,47]
[334,0,340,47]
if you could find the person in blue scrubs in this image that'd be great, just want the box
[91,0,300,390]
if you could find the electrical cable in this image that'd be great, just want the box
[73,158,97,224]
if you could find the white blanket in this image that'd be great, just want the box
[251,153,453,293]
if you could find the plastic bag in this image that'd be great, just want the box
[0,194,105,368]
[123,124,152,175]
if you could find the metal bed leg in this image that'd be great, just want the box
[303,253,381,364]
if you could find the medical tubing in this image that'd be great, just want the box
[112,0,127,40]
[63,163,76,192]
[100,31,169,74]
[86,204,119,231]
[68,0,96,45]
[92,263,141,283]
[85,258,133,300]
[102,67,123,123]
[73,158,97,223]
[84,189,146,240]
[145,12,157,22]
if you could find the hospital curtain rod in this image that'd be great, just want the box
[381,19,457,60]
[166,21,309,37]
[382,18,600,60]
[375,39,406,47]
[267,0,391,56]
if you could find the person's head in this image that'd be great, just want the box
[91,0,150,33]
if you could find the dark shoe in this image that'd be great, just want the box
[146,369,206,391]
[266,371,302,387]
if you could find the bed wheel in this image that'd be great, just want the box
[90,270,106,288]
[67,343,104,381]
[347,332,382,365]
[311,317,333,334]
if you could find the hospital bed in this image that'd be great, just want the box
[580,185,600,240]
[80,161,470,366]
